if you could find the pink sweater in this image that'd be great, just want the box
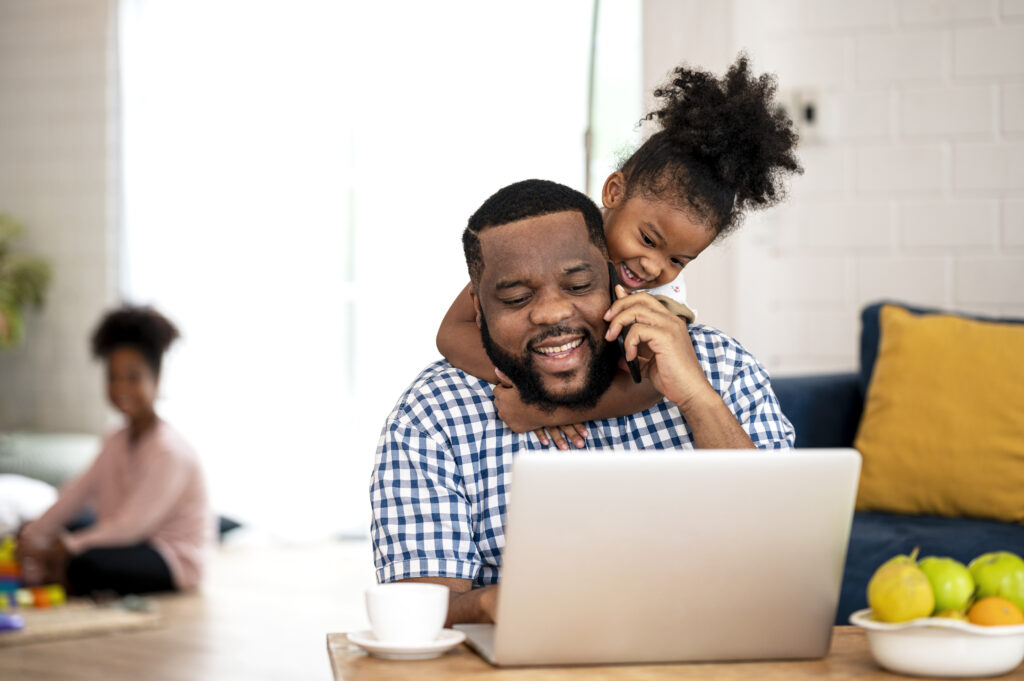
[22,420,213,591]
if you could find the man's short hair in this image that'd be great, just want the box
[463,179,607,286]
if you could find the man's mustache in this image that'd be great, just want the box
[527,325,591,350]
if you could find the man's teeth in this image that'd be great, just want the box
[535,338,584,355]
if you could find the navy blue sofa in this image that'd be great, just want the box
[771,302,1024,625]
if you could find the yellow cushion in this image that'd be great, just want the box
[854,304,1024,523]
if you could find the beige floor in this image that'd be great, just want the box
[0,537,377,681]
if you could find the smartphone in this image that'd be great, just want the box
[607,261,643,383]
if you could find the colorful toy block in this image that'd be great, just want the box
[0,536,67,611]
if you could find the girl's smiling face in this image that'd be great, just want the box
[601,172,716,290]
[106,346,159,423]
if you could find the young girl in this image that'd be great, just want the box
[436,54,801,449]
[17,305,212,596]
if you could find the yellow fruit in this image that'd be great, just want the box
[967,596,1024,626]
[934,609,970,621]
[868,549,935,623]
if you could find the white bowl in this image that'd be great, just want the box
[850,608,1024,678]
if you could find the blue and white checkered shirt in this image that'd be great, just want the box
[370,323,794,586]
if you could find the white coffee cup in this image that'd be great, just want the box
[365,582,449,644]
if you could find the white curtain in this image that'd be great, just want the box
[119,0,639,538]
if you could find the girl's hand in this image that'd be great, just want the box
[532,423,588,450]
[15,533,67,586]
[491,369,589,449]
[491,370,541,433]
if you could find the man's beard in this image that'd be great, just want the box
[479,311,619,412]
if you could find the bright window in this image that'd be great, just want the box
[119,0,639,538]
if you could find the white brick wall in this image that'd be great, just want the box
[902,85,994,136]
[955,257,1024,303]
[955,141,1024,189]
[900,0,995,25]
[900,199,999,248]
[1005,199,1024,246]
[856,256,950,306]
[760,35,850,88]
[646,0,1024,374]
[0,0,117,432]
[1004,84,1024,134]
[955,25,1024,76]
[764,255,853,304]
[1004,0,1024,19]
[821,91,892,141]
[768,307,860,366]
[802,0,897,30]
[799,201,895,251]
[856,32,948,83]
[857,145,948,192]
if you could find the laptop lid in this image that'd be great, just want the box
[458,448,860,667]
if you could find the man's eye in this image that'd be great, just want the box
[641,233,655,247]
[567,283,592,293]
[502,295,530,306]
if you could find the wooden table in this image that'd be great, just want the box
[325,626,946,680]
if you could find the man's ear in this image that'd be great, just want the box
[470,289,482,328]
[602,171,626,209]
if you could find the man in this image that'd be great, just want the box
[370,179,793,626]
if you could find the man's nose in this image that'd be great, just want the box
[529,288,574,326]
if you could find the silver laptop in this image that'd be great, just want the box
[456,448,861,667]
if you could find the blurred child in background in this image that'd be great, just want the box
[17,305,212,596]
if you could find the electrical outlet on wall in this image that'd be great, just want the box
[777,88,821,146]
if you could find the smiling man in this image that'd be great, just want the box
[370,179,794,625]
[472,212,620,412]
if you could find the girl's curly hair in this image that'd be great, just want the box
[91,305,180,375]
[621,53,802,238]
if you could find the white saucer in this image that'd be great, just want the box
[347,629,466,660]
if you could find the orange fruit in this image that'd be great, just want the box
[967,596,1024,626]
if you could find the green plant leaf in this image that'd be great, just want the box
[8,258,52,307]
[0,301,23,348]
[0,213,51,349]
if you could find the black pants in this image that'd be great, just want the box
[66,543,176,596]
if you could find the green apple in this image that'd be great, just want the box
[918,556,975,614]
[968,551,1024,612]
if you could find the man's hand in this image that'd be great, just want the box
[401,577,499,626]
[603,289,755,450]
[603,290,713,410]
[477,584,499,623]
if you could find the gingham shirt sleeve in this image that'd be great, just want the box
[723,357,796,449]
[370,410,481,584]
[691,326,796,449]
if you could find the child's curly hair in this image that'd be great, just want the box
[621,53,802,238]
[91,305,180,375]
